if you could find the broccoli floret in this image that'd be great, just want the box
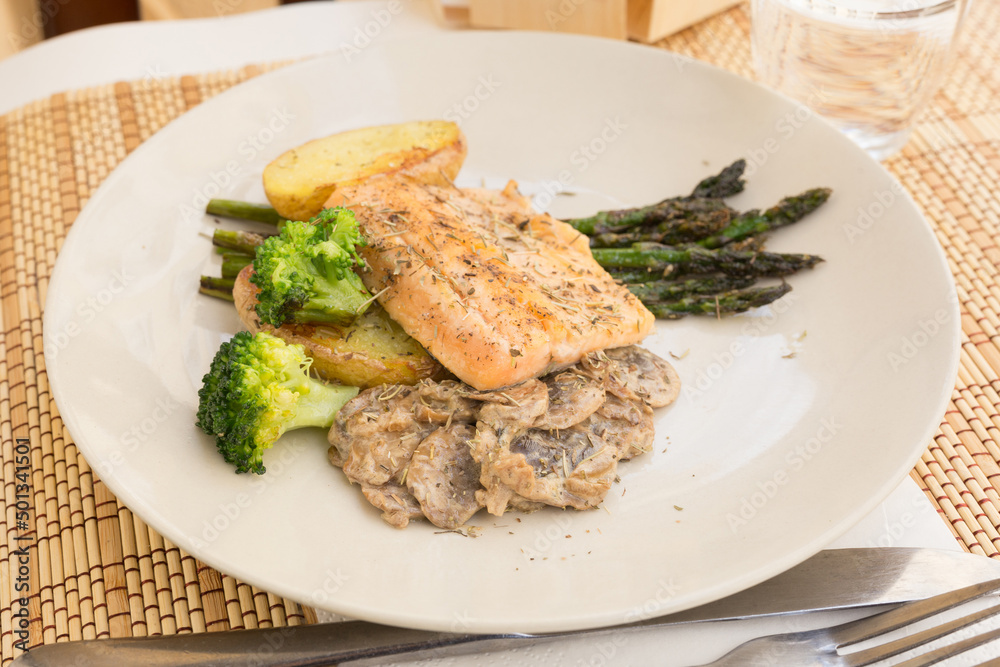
[195,331,358,474]
[250,207,371,327]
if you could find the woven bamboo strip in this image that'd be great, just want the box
[271,594,290,627]
[928,423,1000,555]
[113,82,142,155]
[918,446,991,555]
[115,506,145,637]
[196,559,231,632]
[221,575,247,629]
[301,600,317,625]
[62,437,93,642]
[2,112,18,666]
[144,527,176,635]
[180,548,207,634]
[78,467,108,641]
[29,96,62,650]
[6,102,48,655]
[93,484,128,637]
[231,578,257,629]
[251,584,271,628]
[142,519,173,636]
[42,88,103,639]
[912,461,963,542]
[0,402,17,662]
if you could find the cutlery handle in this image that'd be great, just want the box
[12,621,535,667]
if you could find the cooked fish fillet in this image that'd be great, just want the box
[330,175,655,390]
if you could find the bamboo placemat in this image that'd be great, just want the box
[2,1,999,663]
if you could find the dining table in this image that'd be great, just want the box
[1,0,1000,664]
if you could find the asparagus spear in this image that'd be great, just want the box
[566,199,674,236]
[689,158,747,199]
[591,243,824,277]
[588,199,733,247]
[199,276,235,301]
[626,276,755,302]
[564,159,745,236]
[608,268,669,283]
[221,253,253,280]
[212,228,274,255]
[645,283,792,319]
[607,247,767,282]
[207,199,284,225]
[698,188,832,249]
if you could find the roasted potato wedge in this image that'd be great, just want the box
[233,266,444,388]
[263,120,466,222]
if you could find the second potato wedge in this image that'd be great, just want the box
[263,120,466,222]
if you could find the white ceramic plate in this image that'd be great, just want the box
[44,32,959,633]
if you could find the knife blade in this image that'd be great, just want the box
[13,547,1000,667]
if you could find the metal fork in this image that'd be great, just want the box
[698,578,1000,666]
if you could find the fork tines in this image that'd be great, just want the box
[833,577,1000,666]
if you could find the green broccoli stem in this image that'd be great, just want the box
[199,276,235,301]
[698,188,832,249]
[645,283,793,319]
[207,199,284,226]
[626,275,756,302]
[285,379,359,431]
[287,276,373,326]
[212,228,274,255]
[592,243,823,278]
[221,253,253,279]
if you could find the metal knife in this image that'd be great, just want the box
[13,547,1000,667]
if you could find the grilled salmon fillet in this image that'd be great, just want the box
[329,174,654,390]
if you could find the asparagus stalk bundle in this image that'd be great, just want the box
[212,228,274,254]
[199,275,236,301]
[221,253,252,279]
[591,244,823,278]
[626,276,756,302]
[644,283,793,319]
[587,199,734,247]
[563,160,745,237]
[565,158,830,252]
[199,160,828,318]
[696,188,831,249]
[206,199,284,225]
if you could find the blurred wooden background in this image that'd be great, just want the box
[0,0,742,63]
[0,0,284,61]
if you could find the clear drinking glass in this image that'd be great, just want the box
[751,0,971,160]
